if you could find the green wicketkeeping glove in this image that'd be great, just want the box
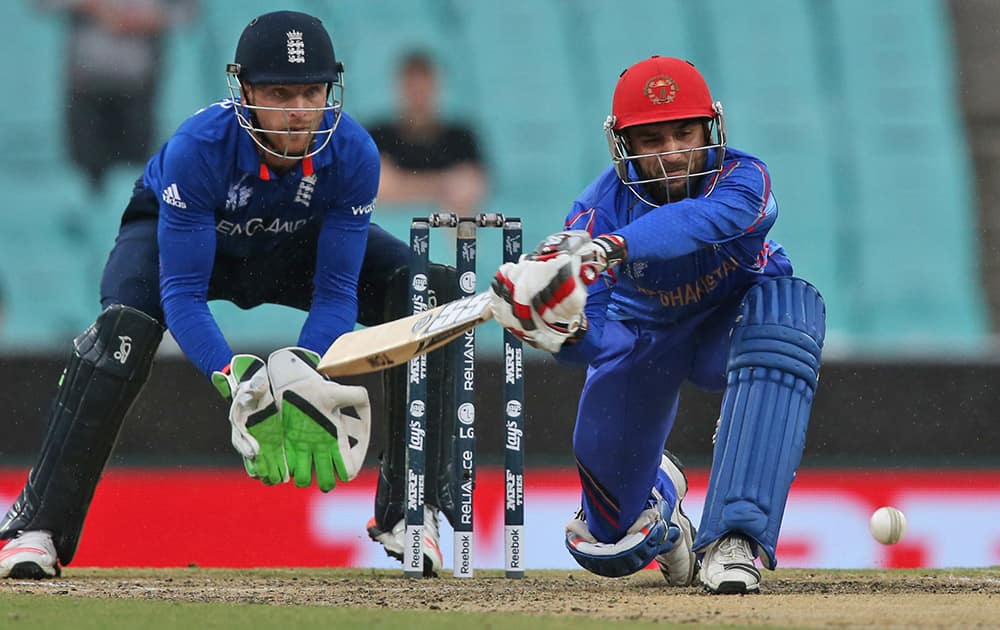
[212,354,289,485]
[266,347,372,492]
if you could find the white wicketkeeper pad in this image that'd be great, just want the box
[267,348,372,481]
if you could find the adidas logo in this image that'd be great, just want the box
[162,183,187,209]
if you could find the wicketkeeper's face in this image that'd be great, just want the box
[624,119,710,204]
[243,82,329,157]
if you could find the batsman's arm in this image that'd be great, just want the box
[613,158,775,263]
[563,204,629,275]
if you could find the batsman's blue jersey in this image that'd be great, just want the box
[142,100,378,375]
[560,147,797,544]
[557,147,792,365]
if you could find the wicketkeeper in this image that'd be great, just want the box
[0,10,457,579]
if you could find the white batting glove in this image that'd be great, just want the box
[490,258,586,352]
[533,230,627,276]
[488,231,597,352]
[489,230,628,352]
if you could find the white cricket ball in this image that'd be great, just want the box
[869,506,907,545]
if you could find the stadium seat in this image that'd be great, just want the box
[450,1,587,248]
[0,3,67,168]
[0,1,987,353]
[825,0,986,348]
[570,1,707,181]
[700,0,842,336]
[0,173,98,348]
[158,19,221,143]
[317,1,461,123]
[209,302,307,351]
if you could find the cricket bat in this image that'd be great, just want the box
[317,291,494,377]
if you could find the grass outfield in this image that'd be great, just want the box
[0,595,668,630]
[2,567,1000,629]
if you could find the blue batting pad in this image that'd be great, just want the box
[692,277,825,569]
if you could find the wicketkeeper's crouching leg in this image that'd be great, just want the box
[0,305,163,578]
[363,264,460,576]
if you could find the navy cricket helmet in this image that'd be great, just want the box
[225,11,345,159]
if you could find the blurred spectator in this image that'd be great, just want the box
[950,0,1000,335]
[38,0,197,191]
[0,275,5,336]
[368,50,488,216]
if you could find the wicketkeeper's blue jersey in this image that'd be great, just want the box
[141,100,378,375]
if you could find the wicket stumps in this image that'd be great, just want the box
[404,213,525,579]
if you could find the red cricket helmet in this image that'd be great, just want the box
[611,56,716,130]
[604,56,727,206]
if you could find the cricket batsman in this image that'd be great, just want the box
[490,56,825,594]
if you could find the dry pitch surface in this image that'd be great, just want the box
[3,567,1000,628]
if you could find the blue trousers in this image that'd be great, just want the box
[573,297,741,542]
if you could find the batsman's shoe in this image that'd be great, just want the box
[0,531,60,579]
[366,506,443,577]
[700,534,761,594]
[655,451,699,587]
